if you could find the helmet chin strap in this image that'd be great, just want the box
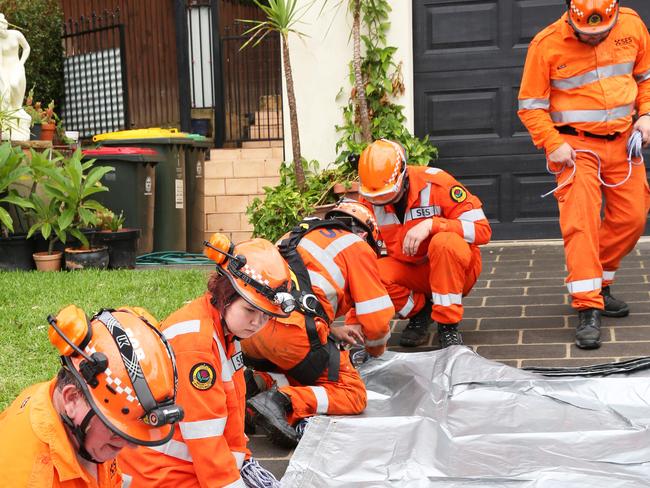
[61,410,103,464]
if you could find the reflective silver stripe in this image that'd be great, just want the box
[163,320,201,340]
[355,295,393,315]
[420,183,431,207]
[635,69,650,83]
[308,270,338,315]
[232,451,246,469]
[366,331,391,347]
[213,332,234,382]
[397,291,415,318]
[461,220,476,244]
[309,385,329,413]
[551,103,634,124]
[603,270,616,281]
[223,478,246,488]
[566,278,602,294]
[299,234,361,289]
[180,417,226,440]
[432,292,462,307]
[373,205,400,226]
[551,62,633,90]
[269,372,290,387]
[148,439,193,462]
[519,98,550,110]
[122,474,132,488]
[425,167,443,175]
[458,209,486,222]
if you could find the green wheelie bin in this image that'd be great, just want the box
[184,134,211,253]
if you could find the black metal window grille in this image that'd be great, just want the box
[62,10,128,139]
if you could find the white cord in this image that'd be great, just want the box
[241,457,281,488]
[541,130,645,198]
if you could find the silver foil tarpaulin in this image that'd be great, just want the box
[281,347,650,487]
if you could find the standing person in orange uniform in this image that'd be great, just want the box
[118,234,294,488]
[518,0,650,349]
[0,305,183,488]
[242,200,394,447]
[357,139,492,349]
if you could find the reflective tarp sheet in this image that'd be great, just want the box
[281,347,650,487]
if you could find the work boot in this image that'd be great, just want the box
[600,286,629,317]
[399,301,432,347]
[575,309,601,349]
[437,323,463,348]
[247,389,299,448]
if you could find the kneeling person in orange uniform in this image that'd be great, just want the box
[358,139,492,348]
[241,200,394,447]
[0,305,183,487]
[119,234,294,487]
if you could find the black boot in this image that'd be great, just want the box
[575,309,601,349]
[399,301,432,347]
[437,322,463,348]
[600,286,629,317]
[247,389,299,448]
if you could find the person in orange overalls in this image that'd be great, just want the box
[357,139,492,349]
[518,0,650,349]
[241,200,394,447]
[118,234,294,488]
[0,305,182,488]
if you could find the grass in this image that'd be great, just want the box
[0,268,211,410]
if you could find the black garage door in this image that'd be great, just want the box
[414,0,650,240]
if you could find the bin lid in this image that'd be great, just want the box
[82,146,165,163]
[182,133,212,148]
[93,128,191,145]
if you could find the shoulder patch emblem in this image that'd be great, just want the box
[190,362,216,390]
[450,185,467,203]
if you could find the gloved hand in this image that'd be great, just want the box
[48,305,90,356]
[204,232,232,264]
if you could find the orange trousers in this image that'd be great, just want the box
[254,349,367,425]
[553,131,650,310]
[378,232,482,324]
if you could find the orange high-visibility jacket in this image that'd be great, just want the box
[361,166,491,265]
[118,293,249,488]
[293,227,394,350]
[0,379,122,488]
[518,8,650,154]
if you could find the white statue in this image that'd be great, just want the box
[0,13,31,141]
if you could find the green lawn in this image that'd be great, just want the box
[0,268,211,410]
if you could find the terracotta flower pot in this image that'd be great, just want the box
[39,123,56,142]
[332,181,359,201]
[33,251,63,272]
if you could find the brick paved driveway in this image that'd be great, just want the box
[251,239,650,478]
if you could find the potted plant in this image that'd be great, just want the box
[93,209,141,269]
[38,100,57,142]
[0,142,35,270]
[23,87,42,140]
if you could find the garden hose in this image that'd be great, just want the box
[135,251,214,266]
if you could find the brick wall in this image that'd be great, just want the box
[204,141,283,243]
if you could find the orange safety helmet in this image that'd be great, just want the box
[567,0,619,35]
[48,306,183,448]
[325,199,382,254]
[358,139,407,205]
[204,233,294,317]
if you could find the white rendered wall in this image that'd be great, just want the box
[281,1,413,166]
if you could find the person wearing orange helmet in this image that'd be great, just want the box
[518,0,650,349]
[357,139,492,349]
[118,234,294,487]
[241,199,394,447]
[0,305,183,487]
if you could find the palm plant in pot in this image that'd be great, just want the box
[0,142,35,270]
[94,209,141,269]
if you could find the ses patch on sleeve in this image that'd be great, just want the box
[450,185,467,203]
[190,362,216,390]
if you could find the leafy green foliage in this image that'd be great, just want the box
[0,268,209,410]
[0,0,64,109]
[240,0,313,47]
[0,143,33,236]
[335,0,437,166]
[246,159,344,242]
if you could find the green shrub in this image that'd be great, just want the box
[0,0,64,109]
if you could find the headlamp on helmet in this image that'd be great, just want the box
[567,0,619,35]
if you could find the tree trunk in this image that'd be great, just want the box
[352,0,371,143]
[281,33,305,191]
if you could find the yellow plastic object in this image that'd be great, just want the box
[93,127,185,142]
